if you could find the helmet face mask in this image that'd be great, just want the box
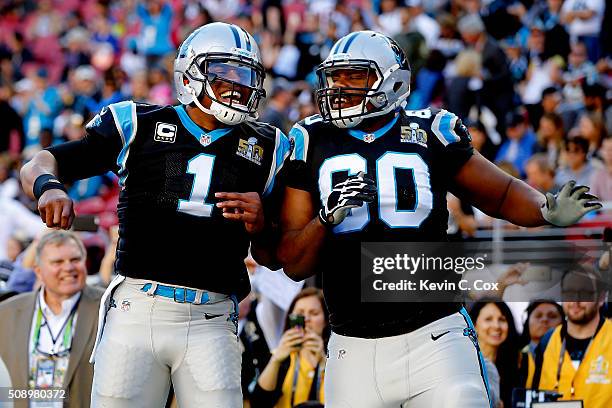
[316,59,386,128]
[315,32,412,129]
[174,23,266,125]
[191,53,266,115]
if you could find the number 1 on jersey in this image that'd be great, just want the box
[178,153,215,217]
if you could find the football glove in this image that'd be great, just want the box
[541,180,602,227]
[319,171,377,226]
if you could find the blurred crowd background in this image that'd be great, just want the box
[0,0,610,407]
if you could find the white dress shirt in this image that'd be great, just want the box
[29,289,81,356]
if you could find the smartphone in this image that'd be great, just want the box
[72,215,99,232]
[288,314,305,330]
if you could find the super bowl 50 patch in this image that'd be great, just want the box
[236,137,264,165]
[401,123,428,147]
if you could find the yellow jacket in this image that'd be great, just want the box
[538,319,612,408]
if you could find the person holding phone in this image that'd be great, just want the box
[252,288,329,408]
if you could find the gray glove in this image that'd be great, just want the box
[541,180,602,227]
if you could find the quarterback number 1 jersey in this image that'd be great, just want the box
[47,101,290,299]
[286,108,474,335]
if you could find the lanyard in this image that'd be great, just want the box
[555,329,597,396]
[32,297,80,355]
[290,353,323,407]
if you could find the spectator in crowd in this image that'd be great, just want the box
[238,292,271,405]
[555,136,595,187]
[563,42,598,106]
[405,0,440,49]
[536,112,565,167]
[136,0,174,65]
[526,153,562,194]
[501,38,528,84]
[560,0,605,63]
[0,80,24,156]
[408,49,446,109]
[60,27,91,81]
[21,68,62,148]
[0,230,103,408]
[495,112,538,177]
[252,288,327,407]
[0,154,19,199]
[69,65,99,122]
[518,300,565,388]
[372,0,405,38]
[577,111,607,155]
[534,267,611,408]
[5,234,38,294]
[445,49,482,120]
[457,13,514,131]
[590,136,612,207]
[470,300,520,408]
[260,78,296,134]
[0,194,44,262]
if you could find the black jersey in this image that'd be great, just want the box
[47,101,290,299]
[287,108,474,337]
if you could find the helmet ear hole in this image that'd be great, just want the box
[393,82,402,92]
[182,75,189,86]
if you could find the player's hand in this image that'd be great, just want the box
[215,192,265,234]
[319,171,376,226]
[302,330,325,360]
[541,181,601,227]
[38,189,75,229]
[271,328,304,363]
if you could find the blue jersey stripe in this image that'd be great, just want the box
[289,126,306,161]
[347,113,399,142]
[110,101,137,187]
[173,105,232,145]
[264,130,291,196]
[229,25,241,48]
[459,307,495,408]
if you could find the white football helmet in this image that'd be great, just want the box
[316,31,411,128]
[174,22,266,125]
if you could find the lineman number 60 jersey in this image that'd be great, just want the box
[286,108,475,336]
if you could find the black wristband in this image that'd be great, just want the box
[33,174,67,200]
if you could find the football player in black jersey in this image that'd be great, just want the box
[278,31,601,408]
[21,23,290,408]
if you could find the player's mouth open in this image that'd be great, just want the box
[332,96,351,108]
[220,90,242,104]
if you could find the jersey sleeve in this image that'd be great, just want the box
[284,121,318,194]
[46,101,137,183]
[262,128,292,197]
[430,109,474,174]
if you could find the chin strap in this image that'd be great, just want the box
[189,84,220,116]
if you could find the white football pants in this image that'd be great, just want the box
[90,277,242,408]
[325,309,492,408]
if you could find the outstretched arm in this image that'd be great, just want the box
[452,152,600,227]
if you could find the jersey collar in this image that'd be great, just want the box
[347,113,399,143]
[173,105,233,146]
